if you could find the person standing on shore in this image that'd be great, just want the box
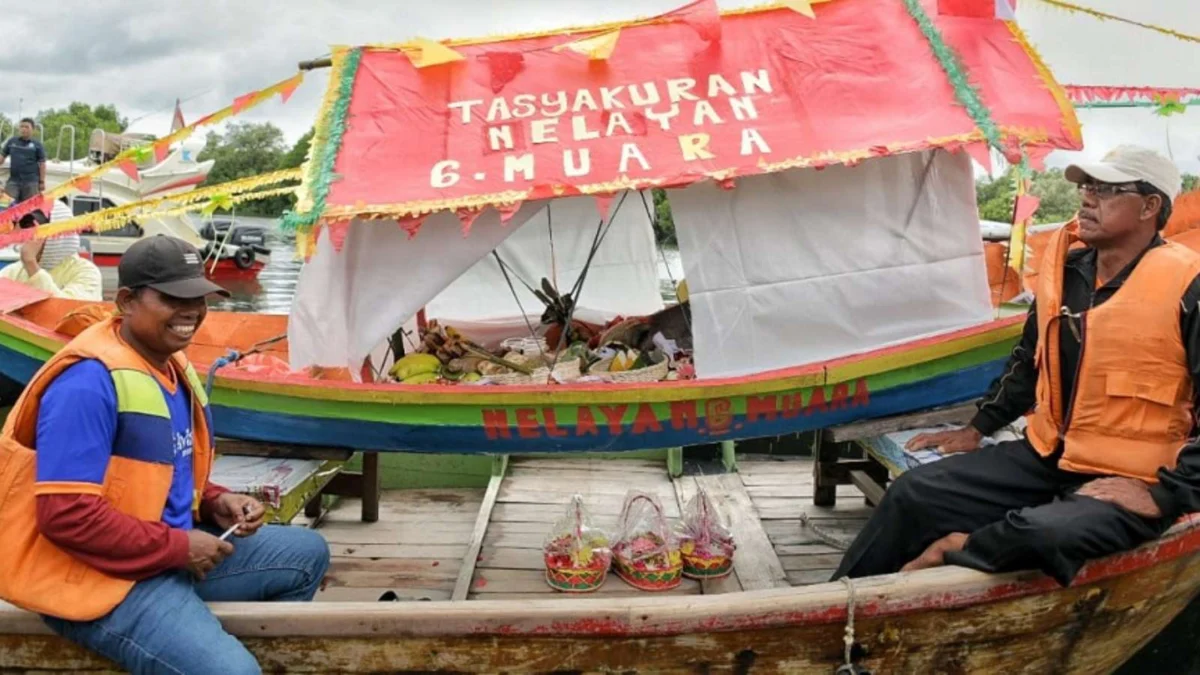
[1,118,47,201]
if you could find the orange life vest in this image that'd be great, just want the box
[0,318,214,621]
[1027,221,1200,482]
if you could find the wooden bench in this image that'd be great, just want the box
[811,402,979,506]
[215,441,382,524]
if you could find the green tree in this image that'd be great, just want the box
[1183,174,1199,194]
[279,128,313,170]
[197,122,290,217]
[36,102,127,161]
[975,168,1080,225]
[652,188,677,246]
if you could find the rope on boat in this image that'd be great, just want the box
[834,577,873,675]
[204,333,288,399]
[800,513,853,551]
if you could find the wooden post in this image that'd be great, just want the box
[667,447,683,478]
[452,455,507,601]
[361,451,381,523]
[721,440,737,473]
[812,430,839,507]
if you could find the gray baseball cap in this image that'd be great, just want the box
[1065,145,1182,201]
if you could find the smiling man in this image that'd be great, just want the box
[0,236,329,674]
[831,145,1200,586]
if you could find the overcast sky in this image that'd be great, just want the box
[0,0,1196,173]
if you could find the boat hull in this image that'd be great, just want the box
[2,517,1198,673]
[90,252,267,279]
[0,295,1022,453]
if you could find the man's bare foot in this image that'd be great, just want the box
[901,532,969,572]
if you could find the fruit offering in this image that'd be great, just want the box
[676,489,736,580]
[542,495,612,593]
[612,491,682,591]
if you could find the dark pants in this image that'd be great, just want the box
[4,179,38,202]
[831,439,1169,586]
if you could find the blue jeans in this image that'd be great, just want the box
[43,524,330,675]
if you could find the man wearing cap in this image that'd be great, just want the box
[832,145,1200,586]
[0,236,330,674]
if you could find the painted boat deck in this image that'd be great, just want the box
[304,455,869,602]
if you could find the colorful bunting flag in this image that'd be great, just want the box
[116,159,140,182]
[783,0,817,19]
[327,219,351,252]
[73,175,92,194]
[553,30,621,60]
[277,73,303,104]
[401,38,465,68]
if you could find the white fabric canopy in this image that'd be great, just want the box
[288,190,663,374]
[425,190,664,347]
[669,149,992,379]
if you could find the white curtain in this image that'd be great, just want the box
[425,190,663,347]
[669,150,991,379]
[288,190,664,373]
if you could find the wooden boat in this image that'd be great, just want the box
[0,288,1023,453]
[5,2,1195,672]
[1,455,1198,673]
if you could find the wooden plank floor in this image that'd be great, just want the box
[307,455,870,602]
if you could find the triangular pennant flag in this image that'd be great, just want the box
[593,193,615,222]
[327,220,351,252]
[496,201,522,224]
[1014,193,1041,225]
[1024,146,1052,172]
[398,216,425,239]
[152,141,171,163]
[668,0,721,41]
[277,73,303,104]
[553,30,621,61]
[232,92,258,115]
[482,51,525,94]
[782,0,816,19]
[964,142,993,173]
[117,159,140,182]
[403,38,465,68]
[73,175,93,194]
[456,208,481,236]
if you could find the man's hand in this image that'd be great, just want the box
[209,492,266,537]
[901,532,969,572]
[1077,477,1162,519]
[19,239,44,277]
[186,529,233,580]
[905,426,983,454]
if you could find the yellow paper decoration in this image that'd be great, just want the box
[782,0,816,18]
[402,38,465,68]
[553,29,622,60]
[1027,0,1199,44]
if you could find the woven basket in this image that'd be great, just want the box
[598,357,669,384]
[612,493,682,592]
[681,544,735,580]
[486,358,582,385]
[543,504,611,593]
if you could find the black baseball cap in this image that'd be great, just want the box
[118,235,231,299]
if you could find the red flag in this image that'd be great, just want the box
[74,175,93,193]
[481,52,525,95]
[667,0,721,42]
[170,98,186,133]
[232,92,258,114]
[153,141,171,163]
[456,208,481,236]
[327,220,351,252]
[963,142,993,173]
[593,193,615,222]
[398,216,425,239]
[117,159,140,182]
[496,201,522,224]
[277,74,303,104]
[1014,194,1041,225]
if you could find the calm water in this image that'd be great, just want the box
[95,216,685,314]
